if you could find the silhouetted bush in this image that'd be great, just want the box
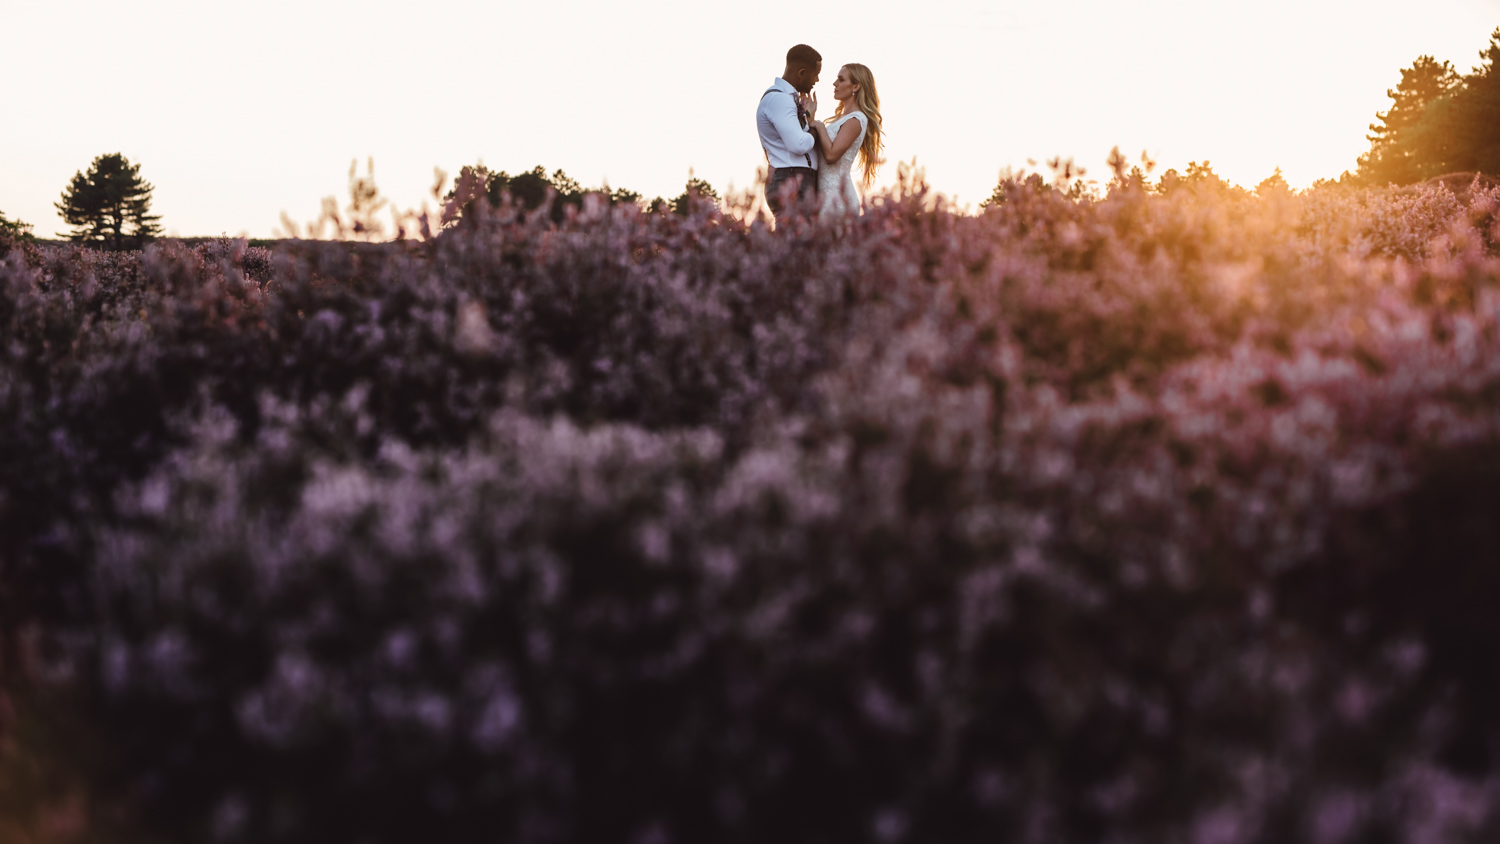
[442,165,651,226]
[0,209,42,267]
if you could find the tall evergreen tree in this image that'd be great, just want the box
[1356,55,1460,185]
[1445,28,1500,176]
[55,153,162,250]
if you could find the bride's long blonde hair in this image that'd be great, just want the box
[828,63,885,191]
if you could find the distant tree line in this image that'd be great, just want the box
[443,164,719,225]
[18,151,727,254]
[1354,27,1500,185]
[981,152,1290,208]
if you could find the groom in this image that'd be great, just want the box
[757,44,822,220]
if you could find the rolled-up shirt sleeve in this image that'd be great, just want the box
[769,95,815,156]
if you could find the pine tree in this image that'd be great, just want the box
[1445,28,1500,176]
[55,153,162,250]
[1355,56,1460,185]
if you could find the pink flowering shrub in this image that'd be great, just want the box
[3,175,1500,843]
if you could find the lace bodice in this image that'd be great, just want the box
[817,111,868,218]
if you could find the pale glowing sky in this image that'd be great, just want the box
[2,0,1497,238]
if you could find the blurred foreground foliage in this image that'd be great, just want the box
[4,169,1500,842]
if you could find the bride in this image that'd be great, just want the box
[802,63,884,218]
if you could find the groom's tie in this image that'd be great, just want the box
[795,97,813,167]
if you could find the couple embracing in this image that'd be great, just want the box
[756,44,885,222]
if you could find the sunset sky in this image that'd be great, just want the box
[2,0,1497,238]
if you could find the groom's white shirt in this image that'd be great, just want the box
[757,77,819,171]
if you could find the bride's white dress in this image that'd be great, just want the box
[817,111,868,218]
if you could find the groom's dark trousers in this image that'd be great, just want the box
[767,166,818,221]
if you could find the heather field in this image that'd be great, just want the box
[4,169,1500,843]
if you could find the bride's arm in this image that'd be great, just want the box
[813,119,863,164]
[807,122,832,160]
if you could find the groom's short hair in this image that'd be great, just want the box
[786,44,821,67]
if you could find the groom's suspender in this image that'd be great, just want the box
[761,88,813,169]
